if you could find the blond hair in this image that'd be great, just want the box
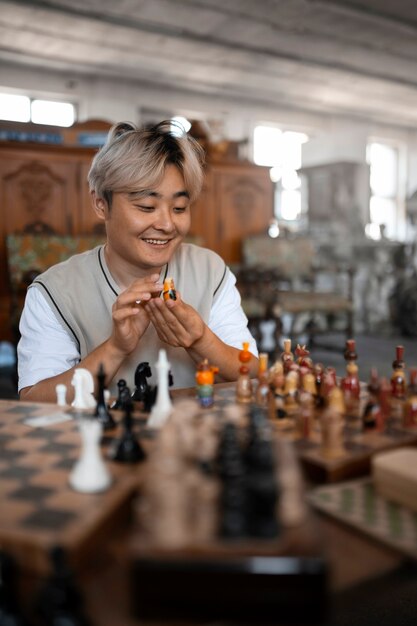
[88,120,205,206]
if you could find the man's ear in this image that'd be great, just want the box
[91,191,108,221]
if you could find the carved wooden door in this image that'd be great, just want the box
[192,163,273,264]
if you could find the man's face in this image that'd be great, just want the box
[97,165,191,275]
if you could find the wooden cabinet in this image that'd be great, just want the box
[0,141,102,341]
[0,141,273,341]
[189,161,274,264]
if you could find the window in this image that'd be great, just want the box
[366,141,403,240]
[253,125,308,224]
[0,94,31,122]
[0,92,75,127]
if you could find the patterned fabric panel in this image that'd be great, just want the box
[243,235,316,279]
[6,234,105,287]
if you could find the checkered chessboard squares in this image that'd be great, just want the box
[309,478,417,559]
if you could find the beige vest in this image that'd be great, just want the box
[30,243,227,392]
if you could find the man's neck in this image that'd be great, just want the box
[103,245,164,290]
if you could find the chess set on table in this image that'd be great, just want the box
[2,337,417,622]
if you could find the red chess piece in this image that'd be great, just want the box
[344,339,357,364]
[341,362,360,398]
[392,345,405,371]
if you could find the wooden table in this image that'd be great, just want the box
[0,392,416,625]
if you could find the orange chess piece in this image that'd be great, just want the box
[196,358,219,407]
[236,342,253,403]
[163,277,177,301]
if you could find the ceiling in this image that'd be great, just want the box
[1,0,417,128]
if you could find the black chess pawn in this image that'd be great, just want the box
[110,396,146,463]
[217,422,247,539]
[110,379,128,410]
[95,363,115,430]
[0,550,27,626]
[245,433,279,539]
[35,546,92,626]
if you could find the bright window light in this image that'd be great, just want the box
[365,223,381,240]
[282,170,301,191]
[368,142,397,197]
[281,190,301,220]
[31,99,75,127]
[254,126,282,166]
[171,116,191,136]
[367,140,400,240]
[0,93,30,122]
[282,131,308,170]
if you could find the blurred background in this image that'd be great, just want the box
[2,0,417,394]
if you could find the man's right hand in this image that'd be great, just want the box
[108,273,163,356]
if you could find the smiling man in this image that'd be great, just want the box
[18,120,258,402]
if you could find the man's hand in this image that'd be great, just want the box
[109,274,163,356]
[144,291,206,349]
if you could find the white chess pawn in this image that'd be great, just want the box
[55,383,67,407]
[148,349,173,428]
[71,368,96,410]
[69,418,112,493]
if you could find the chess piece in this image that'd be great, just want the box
[391,362,407,421]
[236,342,253,403]
[111,397,146,463]
[294,344,313,369]
[55,383,67,407]
[195,358,219,408]
[392,344,405,370]
[162,276,177,301]
[111,379,128,410]
[36,546,92,626]
[131,361,153,403]
[69,418,112,493]
[236,365,253,403]
[344,338,358,364]
[280,338,294,374]
[321,388,346,458]
[71,368,96,411]
[217,422,247,538]
[362,368,383,430]
[94,363,115,430]
[148,350,173,428]
[297,372,316,438]
[378,377,392,425]
[245,430,279,539]
[321,367,337,399]
[341,361,360,416]
[283,370,299,417]
[255,353,270,407]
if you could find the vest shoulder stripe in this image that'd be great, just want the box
[98,247,118,296]
[33,281,81,352]
[213,265,227,296]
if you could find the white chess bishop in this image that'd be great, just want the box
[69,418,112,493]
[148,349,173,428]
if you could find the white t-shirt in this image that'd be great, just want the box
[18,271,258,391]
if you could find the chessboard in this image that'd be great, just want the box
[204,385,417,484]
[308,478,417,560]
[128,391,327,623]
[0,400,145,574]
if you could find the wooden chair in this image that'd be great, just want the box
[236,234,355,357]
[5,233,105,382]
